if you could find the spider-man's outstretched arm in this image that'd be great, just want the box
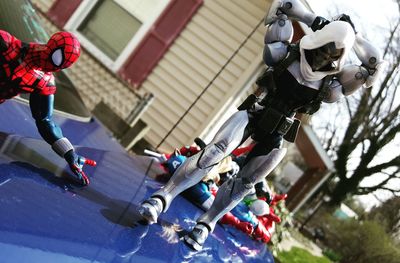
[29,93,96,185]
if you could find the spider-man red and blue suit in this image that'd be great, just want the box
[0,30,95,185]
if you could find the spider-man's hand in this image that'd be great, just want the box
[64,150,96,185]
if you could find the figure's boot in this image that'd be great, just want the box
[138,111,250,224]
[184,148,286,250]
[138,151,221,224]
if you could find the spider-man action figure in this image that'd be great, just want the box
[0,30,96,185]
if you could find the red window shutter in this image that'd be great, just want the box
[47,0,83,28]
[119,0,203,88]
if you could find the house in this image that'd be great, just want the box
[31,0,333,212]
[31,0,278,150]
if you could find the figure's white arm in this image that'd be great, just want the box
[275,0,317,26]
[263,13,292,66]
[352,34,385,88]
[324,35,385,103]
[265,0,331,30]
[263,0,330,66]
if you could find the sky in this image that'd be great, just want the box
[306,0,399,34]
[306,0,400,210]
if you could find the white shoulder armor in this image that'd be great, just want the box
[263,42,289,66]
[264,14,293,44]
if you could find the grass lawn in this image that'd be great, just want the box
[276,246,332,263]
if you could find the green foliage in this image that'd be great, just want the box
[276,247,331,263]
[322,248,342,262]
[321,217,400,263]
[366,196,400,238]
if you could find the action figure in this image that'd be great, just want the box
[0,30,96,185]
[152,145,238,209]
[139,0,384,250]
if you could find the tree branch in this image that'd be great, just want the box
[365,158,400,178]
[382,16,400,57]
[370,104,400,141]
[357,186,400,195]
[370,56,400,110]
[377,122,400,147]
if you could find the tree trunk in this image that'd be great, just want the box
[329,174,362,206]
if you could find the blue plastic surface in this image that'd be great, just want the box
[0,101,274,263]
[0,100,124,153]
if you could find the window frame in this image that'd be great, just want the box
[64,0,170,72]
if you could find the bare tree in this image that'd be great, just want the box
[312,3,400,205]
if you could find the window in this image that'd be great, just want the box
[65,0,170,71]
[77,1,142,61]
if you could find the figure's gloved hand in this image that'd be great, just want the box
[64,150,96,185]
[311,16,330,31]
[334,13,356,33]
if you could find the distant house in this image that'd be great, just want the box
[32,0,333,212]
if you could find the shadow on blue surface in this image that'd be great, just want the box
[0,126,274,263]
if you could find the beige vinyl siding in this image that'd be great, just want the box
[32,0,272,151]
[140,0,271,151]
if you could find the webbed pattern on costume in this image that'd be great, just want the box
[0,31,56,102]
[0,30,21,61]
[12,64,56,94]
[0,57,56,101]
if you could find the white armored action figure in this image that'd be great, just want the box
[138,0,384,250]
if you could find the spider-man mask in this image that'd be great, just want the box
[28,32,81,72]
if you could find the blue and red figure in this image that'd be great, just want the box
[0,30,96,185]
[158,146,285,243]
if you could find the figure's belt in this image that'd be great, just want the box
[257,107,300,142]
